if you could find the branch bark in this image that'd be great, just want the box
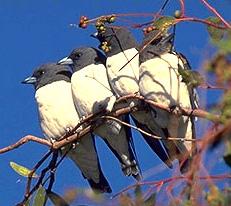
[0,95,221,154]
[0,135,51,154]
[199,0,231,28]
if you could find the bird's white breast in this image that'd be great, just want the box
[35,81,79,141]
[139,53,194,151]
[139,52,191,108]
[106,48,139,97]
[71,63,116,117]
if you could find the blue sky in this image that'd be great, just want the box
[0,1,230,205]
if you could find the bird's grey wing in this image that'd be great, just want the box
[65,133,112,193]
[123,114,142,180]
[131,115,173,168]
[95,115,141,180]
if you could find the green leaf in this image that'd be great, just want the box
[153,16,175,31]
[144,193,156,206]
[84,189,104,202]
[183,200,193,206]
[10,161,38,178]
[224,187,231,206]
[119,193,133,206]
[213,35,231,54]
[47,191,69,206]
[220,91,231,124]
[25,198,31,206]
[134,185,142,198]
[178,64,204,87]
[134,185,144,205]
[207,17,225,42]
[32,185,46,206]
[206,185,225,206]
[224,140,231,167]
[63,188,78,204]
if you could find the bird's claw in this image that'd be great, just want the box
[65,127,73,135]
[80,115,86,122]
[170,104,182,116]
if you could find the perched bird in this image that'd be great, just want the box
[139,29,197,172]
[22,63,112,193]
[58,47,141,180]
[93,26,173,168]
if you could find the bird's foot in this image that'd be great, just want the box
[79,115,87,123]
[121,155,141,178]
[169,104,182,116]
[65,127,74,136]
[121,160,141,180]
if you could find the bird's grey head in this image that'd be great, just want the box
[22,63,72,90]
[139,30,174,64]
[58,47,106,72]
[93,26,138,57]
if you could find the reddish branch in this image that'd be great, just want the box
[179,0,185,17]
[113,173,231,198]
[176,17,228,29]
[199,120,231,151]
[102,115,201,142]
[25,151,52,198]
[117,94,220,122]
[17,151,59,206]
[199,0,231,28]
[0,135,51,154]
[0,95,221,154]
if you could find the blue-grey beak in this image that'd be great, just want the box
[90,32,99,39]
[21,76,37,84]
[57,56,74,65]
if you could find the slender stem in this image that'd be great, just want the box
[200,0,231,28]
[101,115,201,142]
[0,135,51,154]
[176,17,228,29]
[179,0,185,17]
[25,150,52,197]
[113,173,231,198]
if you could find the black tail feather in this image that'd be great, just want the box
[87,168,112,193]
[131,116,173,168]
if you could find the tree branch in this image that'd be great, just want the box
[199,0,231,28]
[179,0,185,17]
[0,135,51,154]
[25,150,52,198]
[102,115,201,142]
[113,173,231,198]
[176,17,228,29]
[0,95,221,154]
[116,94,220,122]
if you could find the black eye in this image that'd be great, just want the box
[76,53,82,58]
[39,70,45,75]
[36,70,45,77]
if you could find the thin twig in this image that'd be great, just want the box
[176,17,228,29]
[0,135,51,154]
[116,94,221,122]
[199,120,231,151]
[199,0,231,28]
[52,106,134,149]
[25,150,52,197]
[154,0,171,20]
[179,0,185,17]
[17,151,59,206]
[47,151,59,192]
[112,173,231,198]
[101,115,201,142]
